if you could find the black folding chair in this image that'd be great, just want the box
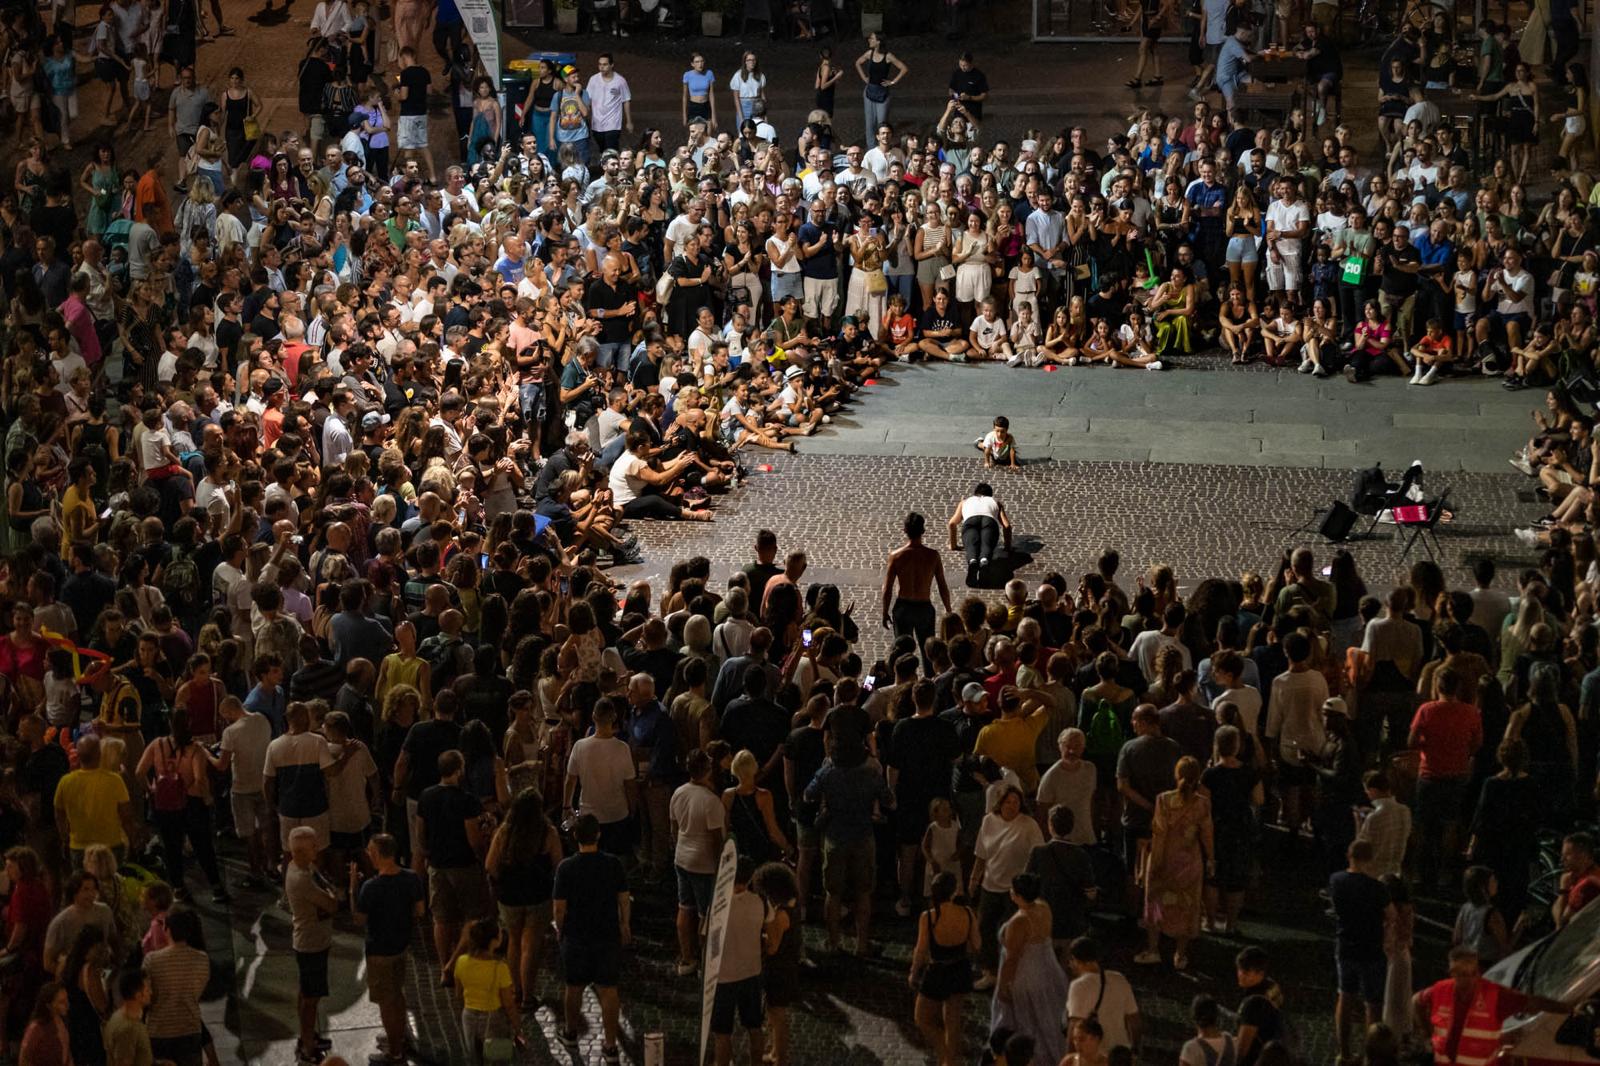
[1396,488,1451,562]
[1359,462,1424,539]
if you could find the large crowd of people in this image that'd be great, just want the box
[0,0,1596,1061]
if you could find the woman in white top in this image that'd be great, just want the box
[952,210,992,315]
[969,786,1044,989]
[727,51,767,126]
[947,483,1011,586]
[844,213,888,339]
[766,212,803,307]
[913,203,952,311]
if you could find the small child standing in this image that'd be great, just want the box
[1007,303,1042,368]
[43,649,79,730]
[920,798,962,898]
[141,881,175,955]
[977,415,1018,468]
[128,44,152,131]
[1452,249,1479,360]
[137,406,192,485]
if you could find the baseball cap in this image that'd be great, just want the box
[1020,138,1039,153]
[1323,697,1350,717]
[261,378,283,397]
[961,682,987,703]
[361,411,386,431]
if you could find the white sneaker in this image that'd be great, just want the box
[1420,366,1440,386]
[1514,527,1540,547]
[1298,359,1314,373]
[1509,456,1534,476]
[1145,360,1164,371]
[821,415,832,424]
[1409,366,1424,384]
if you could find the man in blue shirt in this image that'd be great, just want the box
[244,653,288,736]
[1184,159,1230,286]
[797,200,840,332]
[805,752,893,956]
[1413,219,1456,328]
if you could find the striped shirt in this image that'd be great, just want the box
[144,944,211,1039]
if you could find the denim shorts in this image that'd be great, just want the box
[1226,236,1260,264]
[771,271,804,303]
[676,866,715,913]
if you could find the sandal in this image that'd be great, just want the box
[1125,78,1143,88]
[1148,75,1165,85]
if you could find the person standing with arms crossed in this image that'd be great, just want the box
[881,512,951,665]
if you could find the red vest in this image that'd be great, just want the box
[1427,978,1504,1066]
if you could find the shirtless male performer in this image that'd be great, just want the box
[881,512,952,662]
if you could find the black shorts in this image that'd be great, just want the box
[329,828,368,851]
[561,939,621,988]
[711,976,765,1034]
[296,949,330,998]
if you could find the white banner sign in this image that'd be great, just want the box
[457,0,501,84]
[699,839,739,1066]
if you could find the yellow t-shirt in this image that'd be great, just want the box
[453,954,512,1013]
[60,484,95,557]
[55,768,130,850]
[973,714,1049,791]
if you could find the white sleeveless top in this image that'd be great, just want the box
[962,495,1001,522]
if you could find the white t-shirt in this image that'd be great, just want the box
[1491,268,1534,315]
[221,712,272,794]
[973,812,1044,893]
[970,315,1007,351]
[1066,970,1140,1049]
[137,427,172,472]
[1213,686,1264,738]
[608,451,648,507]
[1036,759,1098,844]
[585,72,631,133]
[326,740,378,833]
[665,214,699,255]
[566,735,636,823]
[728,70,766,100]
[1266,198,1311,253]
[669,781,726,874]
[1128,630,1191,682]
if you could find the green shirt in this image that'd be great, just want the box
[105,1011,153,1066]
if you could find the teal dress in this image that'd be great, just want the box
[87,165,119,236]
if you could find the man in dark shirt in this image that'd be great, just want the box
[553,814,630,1057]
[61,544,117,638]
[1376,224,1423,349]
[1117,704,1179,884]
[796,201,841,332]
[1235,946,1288,1066]
[804,751,893,955]
[351,834,425,1065]
[947,53,989,119]
[289,636,345,704]
[415,749,486,971]
[1328,839,1393,1062]
[740,530,783,597]
[585,256,635,371]
[721,666,789,774]
[889,680,960,913]
[1158,685,1217,764]
[784,697,828,899]
[394,691,462,861]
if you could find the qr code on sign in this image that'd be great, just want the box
[471,16,489,32]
